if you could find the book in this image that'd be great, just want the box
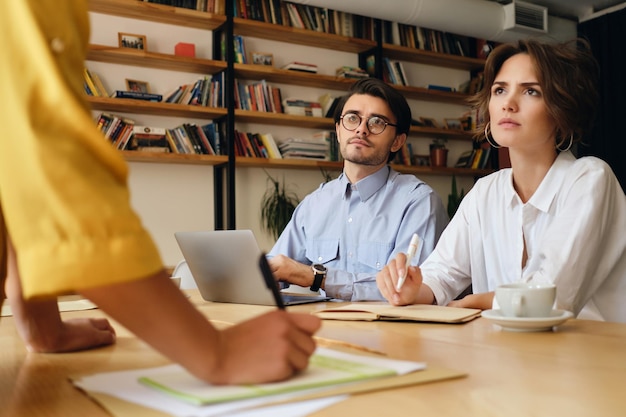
[113,90,163,102]
[314,303,482,324]
[281,61,318,73]
[258,133,282,159]
[138,347,426,406]
[427,84,455,92]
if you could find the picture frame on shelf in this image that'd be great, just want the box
[126,79,150,93]
[412,154,430,166]
[444,118,463,130]
[118,32,147,50]
[251,52,274,66]
[420,117,440,128]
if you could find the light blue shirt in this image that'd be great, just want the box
[269,166,449,301]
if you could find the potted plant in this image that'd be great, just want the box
[260,171,300,240]
[447,175,465,219]
[429,138,448,167]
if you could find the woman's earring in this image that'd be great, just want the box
[556,134,573,152]
[484,123,501,149]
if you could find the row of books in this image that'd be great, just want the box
[279,137,328,160]
[96,113,136,150]
[164,73,224,107]
[141,0,224,13]
[336,66,368,80]
[83,68,109,97]
[383,21,475,58]
[233,0,376,40]
[382,58,409,86]
[165,123,221,155]
[282,98,323,117]
[455,146,493,170]
[234,79,283,113]
[233,131,282,158]
[94,112,222,155]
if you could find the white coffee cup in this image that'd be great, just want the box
[495,283,556,318]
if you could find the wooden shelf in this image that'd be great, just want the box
[395,84,471,105]
[88,44,227,74]
[121,151,492,178]
[89,0,225,29]
[410,126,474,141]
[87,96,227,119]
[121,150,227,165]
[88,96,473,141]
[234,110,333,129]
[383,43,485,71]
[392,164,492,177]
[234,64,356,91]
[233,18,376,53]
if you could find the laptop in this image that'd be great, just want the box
[174,230,331,306]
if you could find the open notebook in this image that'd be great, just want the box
[314,303,482,324]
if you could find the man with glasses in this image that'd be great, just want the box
[268,78,448,301]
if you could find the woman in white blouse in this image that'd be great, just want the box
[376,38,626,322]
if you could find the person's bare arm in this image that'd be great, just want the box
[80,272,321,385]
[269,255,318,288]
[447,292,494,310]
[5,236,116,353]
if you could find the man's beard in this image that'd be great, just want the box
[340,139,390,166]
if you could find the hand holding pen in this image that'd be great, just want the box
[259,253,285,310]
[396,233,420,292]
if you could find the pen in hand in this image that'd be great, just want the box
[258,253,286,310]
[396,233,420,292]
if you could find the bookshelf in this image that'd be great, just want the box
[87,0,492,236]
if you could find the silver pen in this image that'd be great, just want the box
[396,233,419,292]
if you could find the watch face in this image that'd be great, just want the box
[312,264,327,273]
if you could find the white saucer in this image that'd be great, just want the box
[481,309,574,332]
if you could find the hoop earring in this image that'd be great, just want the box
[484,123,501,149]
[556,134,573,152]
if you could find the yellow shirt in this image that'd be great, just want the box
[0,1,163,298]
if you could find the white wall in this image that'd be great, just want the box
[89,11,476,267]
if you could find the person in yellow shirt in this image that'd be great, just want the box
[0,1,320,384]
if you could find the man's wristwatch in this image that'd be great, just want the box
[310,264,327,292]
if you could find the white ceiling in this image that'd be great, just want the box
[494,0,626,21]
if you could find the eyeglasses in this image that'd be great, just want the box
[339,112,397,135]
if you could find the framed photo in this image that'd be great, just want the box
[125,79,150,93]
[250,51,274,66]
[419,117,440,128]
[118,32,147,50]
[412,154,431,167]
[444,118,463,130]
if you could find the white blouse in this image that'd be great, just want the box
[421,152,626,322]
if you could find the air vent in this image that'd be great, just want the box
[503,1,548,33]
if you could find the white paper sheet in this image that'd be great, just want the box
[73,347,425,417]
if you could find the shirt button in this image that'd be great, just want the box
[348,217,353,223]
[376,262,380,268]
[51,38,65,53]
[317,256,322,262]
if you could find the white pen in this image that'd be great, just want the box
[396,233,419,292]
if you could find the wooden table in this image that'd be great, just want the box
[1,291,625,417]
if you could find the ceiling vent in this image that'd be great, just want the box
[503,1,548,34]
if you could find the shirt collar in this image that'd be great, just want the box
[339,166,390,202]
[527,151,575,212]
[507,151,575,212]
